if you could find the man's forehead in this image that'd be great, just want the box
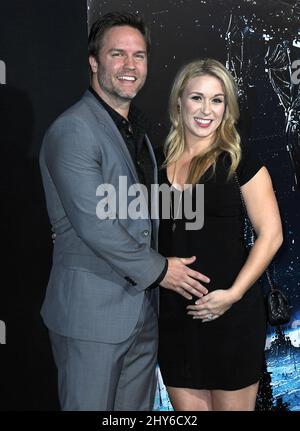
[101,26,146,50]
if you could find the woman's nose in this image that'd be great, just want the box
[201,100,211,115]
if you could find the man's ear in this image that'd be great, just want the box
[89,55,98,73]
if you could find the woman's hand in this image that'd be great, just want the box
[186,289,240,322]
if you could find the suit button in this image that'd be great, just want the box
[143,230,149,237]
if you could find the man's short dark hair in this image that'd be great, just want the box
[88,11,151,58]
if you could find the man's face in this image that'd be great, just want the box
[90,25,148,105]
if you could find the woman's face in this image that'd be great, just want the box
[179,74,226,146]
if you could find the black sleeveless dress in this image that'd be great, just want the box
[157,148,267,391]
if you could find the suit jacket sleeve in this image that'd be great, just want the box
[42,115,166,291]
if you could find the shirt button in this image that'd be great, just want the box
[143,230,149,237]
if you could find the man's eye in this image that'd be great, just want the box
[112,52,122,57]
[135,54,145,60]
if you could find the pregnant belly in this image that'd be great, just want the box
[193,243,247,291]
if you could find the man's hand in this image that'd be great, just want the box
[160,256,210,300]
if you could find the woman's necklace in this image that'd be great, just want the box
[170,161,183,232]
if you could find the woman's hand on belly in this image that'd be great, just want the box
[186,289,239,322]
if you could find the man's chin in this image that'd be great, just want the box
[118,93,137,102]
[115,83,145,101]
[117,91,137,101]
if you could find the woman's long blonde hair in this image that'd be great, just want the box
[164,59,241,184]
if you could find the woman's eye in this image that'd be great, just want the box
[191,96,202,101]
[212,98,223,103]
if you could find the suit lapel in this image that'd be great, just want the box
[145,135,159,248]
[83,91,159,231]
[145,135,157,183]
[83,91,140,183]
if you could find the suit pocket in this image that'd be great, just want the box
[62,253,113,276]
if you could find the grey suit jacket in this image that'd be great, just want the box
[39,90,166,344]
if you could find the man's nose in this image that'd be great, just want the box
[124,55,136,69]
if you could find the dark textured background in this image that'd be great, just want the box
[87,0,300,411]
[0,0,299,411]
[0,0,88,410]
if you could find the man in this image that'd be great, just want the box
[39,11,209,411]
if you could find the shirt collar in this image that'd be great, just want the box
[88,86,149,134]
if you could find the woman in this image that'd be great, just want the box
[157,59,283,411]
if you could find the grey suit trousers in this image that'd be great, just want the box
[49,289,158,411]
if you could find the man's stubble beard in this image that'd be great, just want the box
[97,69,145,104]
